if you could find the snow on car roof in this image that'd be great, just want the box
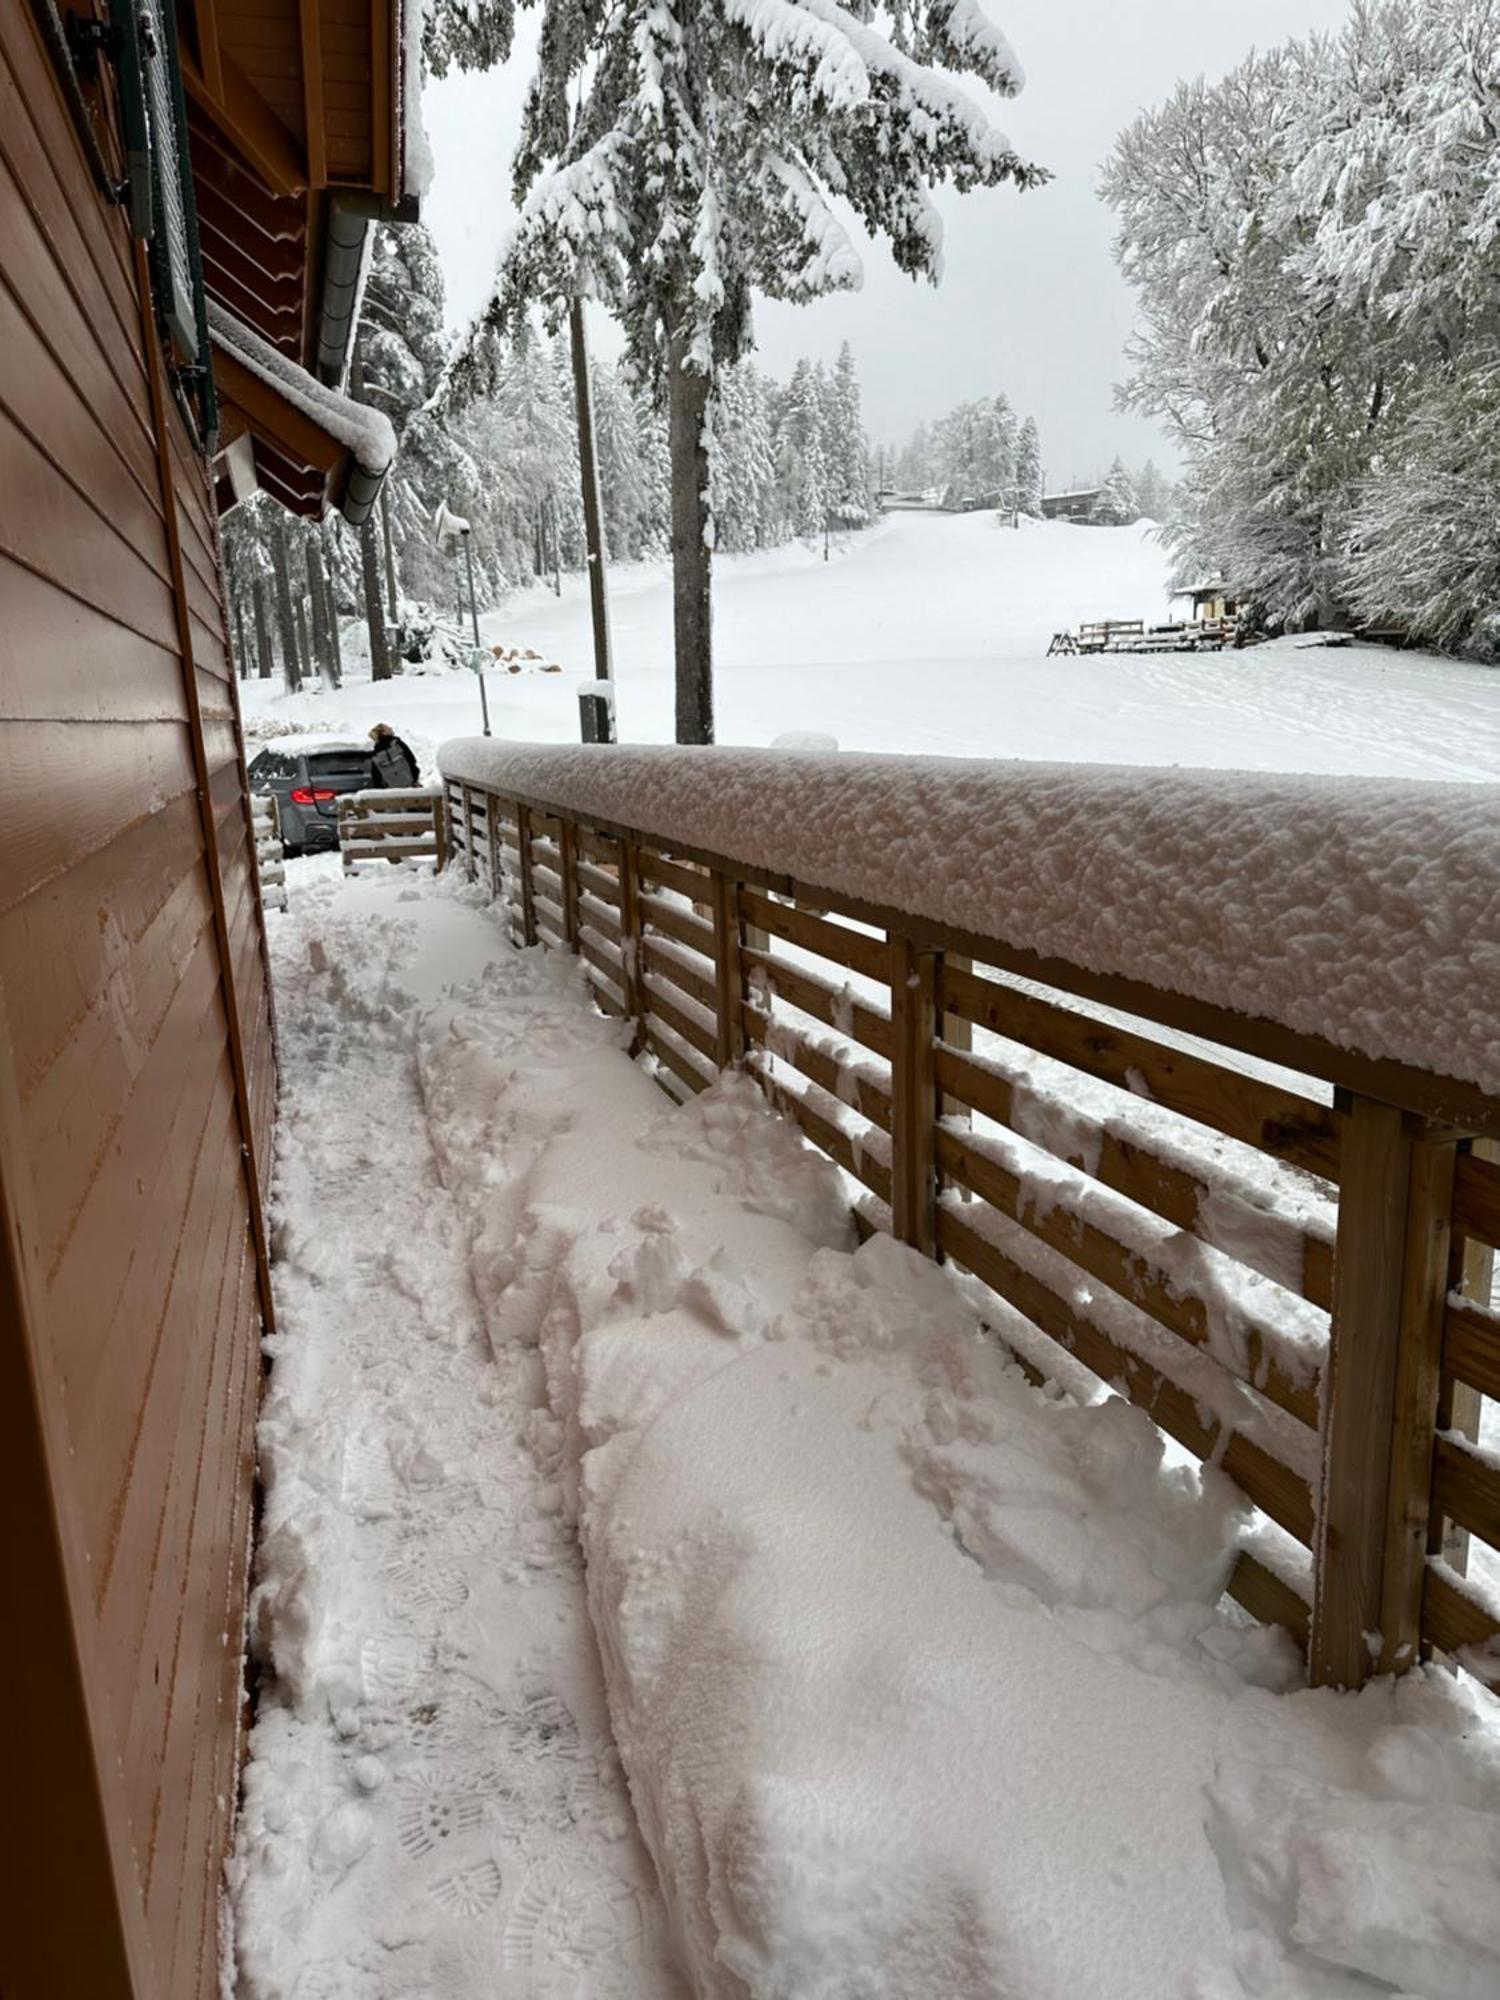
[255,734,373,757]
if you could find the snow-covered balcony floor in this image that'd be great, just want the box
[230,861,1500,2000]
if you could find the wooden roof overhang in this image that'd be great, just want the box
[177,0,415,521]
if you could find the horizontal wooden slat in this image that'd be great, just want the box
[1432,1436,1500,1552]
[939,1204,1315,1545]
[1422,1562,1500,1680]
[740,888,888,983]
[579,930,624,989]
[1227,1552,1310,1650]
[744,948,893,1061]
[639,849,712,906]
[1443,1298,1500,1401]
[643,977,717,1063]
[577,826,618,866]
[641,936,718,1015]
[645,1024,712,1097]
[1454,1153,1500,1251]
[940,965,1341,1181]
[935,1042,1333,1310]
[745,1004,893,1131]
[935,1124,1320,1428]
[639,889,715,957]
[579,893,622,947]
[576,857,619,903]
[757,1073,893,1206]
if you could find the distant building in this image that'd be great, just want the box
[1040,488,1103,522]
[1175,582,1241,622]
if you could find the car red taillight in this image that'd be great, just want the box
[289,786,337,805]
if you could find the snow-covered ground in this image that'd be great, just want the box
[234,861,1500,2000]
[241,514,1500,783]
[229,862,686,1999]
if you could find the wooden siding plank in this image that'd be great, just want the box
[0,406,184,650]
[0,278,174,583]
[0,21,148,380]
[0,718,198,917]
[0,175,161,500]
[0,792,206,1096]
[0,556,185,721]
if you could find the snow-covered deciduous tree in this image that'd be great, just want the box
[1104,0,1500,650]
[468,0,1038,738]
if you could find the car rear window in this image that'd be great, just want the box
[306,751,374,778]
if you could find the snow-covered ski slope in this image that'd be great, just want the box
[243,515,1500,784]
[234,864,1500,2000]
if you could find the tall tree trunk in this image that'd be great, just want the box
[362,515,392,681]
[306,538,340,690]
[270,511,302,692]
[231,588,249,680]
[570,300,614,686]
[252,573,274,679]
[380,482,399,623]
[667,309,713,744]
[322,532,343,685]
[293,585,312,688]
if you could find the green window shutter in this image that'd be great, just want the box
[109,0,217,446]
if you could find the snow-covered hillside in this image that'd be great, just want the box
[240,515,1500,783]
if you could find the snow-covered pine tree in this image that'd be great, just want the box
[778,358,831,540]
[713,361,779,552]
[1014,414,1042,514]
[470,0,1037,739]
[826,342,872,527]
[1092,458,1139,525]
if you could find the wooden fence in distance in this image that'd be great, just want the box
[338,787,448,874]
[443,775,1500,1691]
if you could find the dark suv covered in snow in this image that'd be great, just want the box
[247,739,375,855]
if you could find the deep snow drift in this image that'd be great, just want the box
[239,514,1500,785]
[232,862,1500,2000]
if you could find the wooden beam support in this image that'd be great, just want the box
[515,803,538,946]
[297,0,328,188]
[890,935,938,1255]
[711,872,746,1068]
[619,840,646,1055]
[1311,1101,1458,1685]
[559,820,581,949]
[182,44,308,199]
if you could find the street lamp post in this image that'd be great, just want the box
[435,499,490,737]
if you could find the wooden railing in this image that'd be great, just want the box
[338,786,448,873]
[252,792,287,912]
[443,770,1500,1691]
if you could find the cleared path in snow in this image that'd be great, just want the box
[229,861,684,1999]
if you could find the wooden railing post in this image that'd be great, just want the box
[711,870,746,1068]
[889,933,939,1257]
[459,783,476,881]
[619,838,645,1053]
[1434,1136,1495,1577]
[515,802,538,946]
[559,819,581,950]
[433,789,450,873]
[488,788,506,900]
[1311,1097,1458,1686]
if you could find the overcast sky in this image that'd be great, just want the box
[421,0,1353,486]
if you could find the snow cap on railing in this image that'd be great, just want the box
[437,740,1500,1100]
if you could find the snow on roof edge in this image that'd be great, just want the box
[436,740,1500,1101]
[208,301,396,475]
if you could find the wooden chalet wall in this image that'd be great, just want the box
[0,6,275,1994]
